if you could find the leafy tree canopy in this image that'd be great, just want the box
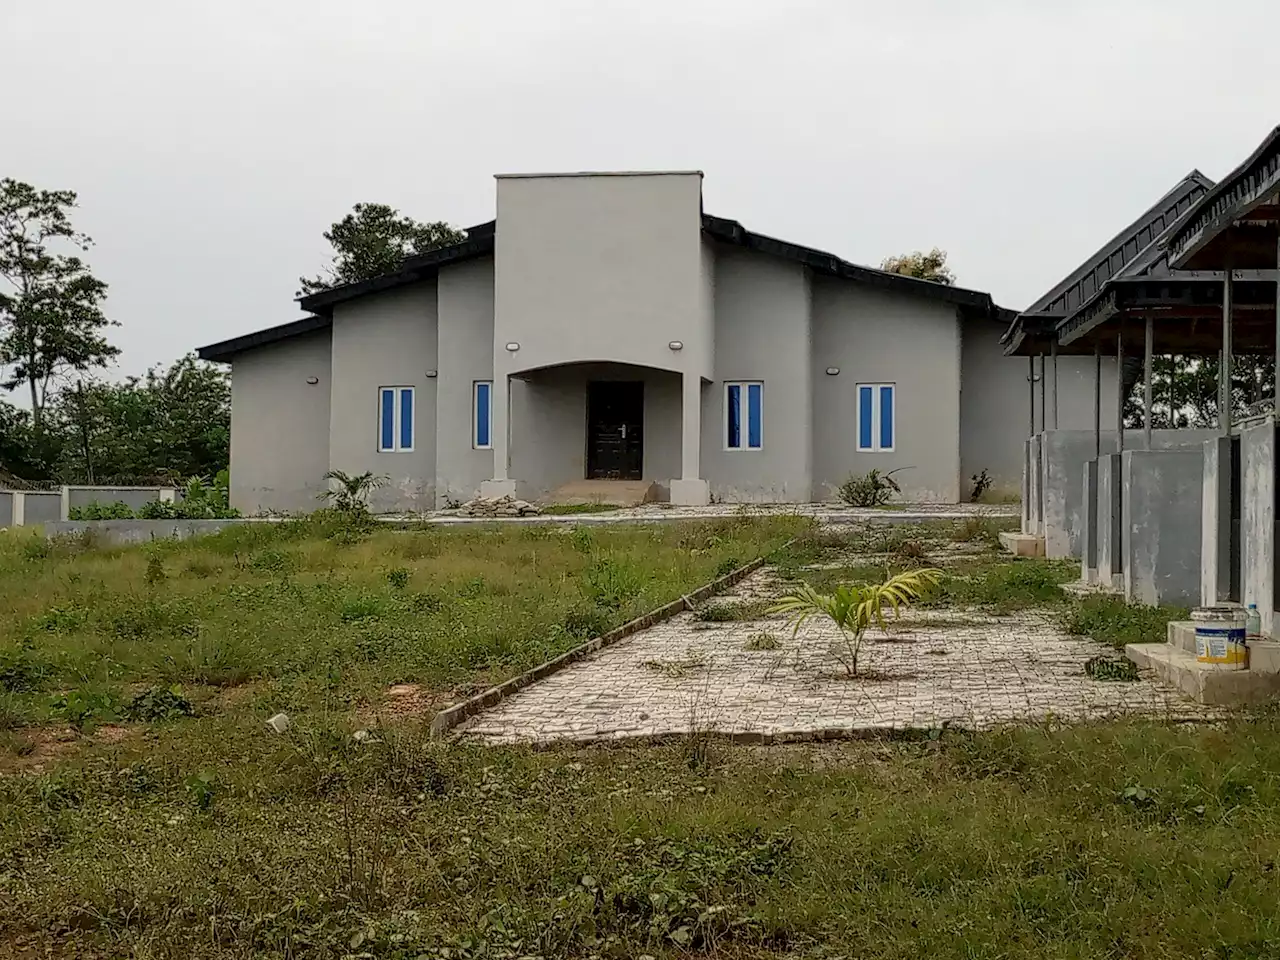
[880,248,956,285]
[299,202,466,296]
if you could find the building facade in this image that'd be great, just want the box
[198,171,1107,514]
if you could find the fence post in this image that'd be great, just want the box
[59,486,71,522]
[11,492,25,527]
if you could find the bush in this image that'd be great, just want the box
[126,685,195,721]
[69,500,134,521]
[1062,597,1187,649]
[837,468,904,507]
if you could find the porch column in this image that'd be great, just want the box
[1275,240,1280,412]
[669,372,709,505]
[1143,313,1154,449]
[1027,357,1035,438]
[1116,325,1125,454]
[1223,271,1234,436]
[1050,340,1059,430]
[1039,353,1047,432]
[1093,342,1101,458]
[479,374,517,497]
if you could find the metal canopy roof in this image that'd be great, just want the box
[1002,171,1213,356]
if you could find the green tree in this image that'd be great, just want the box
[880,248,956,285]
[0,178,118,429]
[299,203,466,296]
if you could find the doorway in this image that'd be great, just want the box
[586,381,643,479]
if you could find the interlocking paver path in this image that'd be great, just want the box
[458,566,1204,744]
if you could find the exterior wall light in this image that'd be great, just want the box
[505,342,520,352]
[668,340,684,351]
[825,367,840,376]
[425,370,438,378]
[305,376,319,385]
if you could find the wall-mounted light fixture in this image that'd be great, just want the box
[425,370,438,379]
[825,367,840,376]
[504,342,520,352]
[668,340,684,351]
[305,376,319,385]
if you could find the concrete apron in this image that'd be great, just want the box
[1120,449,1204,608]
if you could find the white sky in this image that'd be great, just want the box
[5,0,1279,382]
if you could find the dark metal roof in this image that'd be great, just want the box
[199,214,1013,362]
[1168,126,1280,267]
[700,215,1013,321]
[296,221,496,315]
[1002,170,1214,355]
[197,315,330,363]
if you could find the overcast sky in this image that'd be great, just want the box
[6,0,1279,383]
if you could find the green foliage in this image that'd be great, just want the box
[880,247,956,284]
[68,476,237,521]
[969,468,993,501]
[68,500,133,520]
[320,469,387,514]
[0,178,118,428]
[580,556,644,610]
[925,559,1075,613]
[125,685,194,721]
[744,632,781,650]
[1062,596,1188,648]
[385,566,410,590]
[299,202,466,296]
[771,568,942,676]
[47,687,120,732]
[1084,655,1140,682]
[837,467,904,507]
[540,502,624,515]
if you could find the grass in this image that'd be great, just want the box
[0,511,1251,958]
[693,599,773,622]
[539,502,625,515]
[744,631,782,651]
[6,714,1280,957]
[0,513,807,731]
[1062,595,1190,649]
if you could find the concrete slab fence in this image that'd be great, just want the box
[0,485,179,526]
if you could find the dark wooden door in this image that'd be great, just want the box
[587,381,644,479]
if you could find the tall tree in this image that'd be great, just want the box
[299,203,466,296]
[0,178,118,428]
[880,248,956,285]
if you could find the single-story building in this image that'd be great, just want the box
[198,170,1111,514]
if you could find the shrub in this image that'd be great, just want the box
[1062,597,1187,649]
[969,469,993,502]
[581,557,643,610]
[69,500,134,521]
[48,687,122,732]
[126,685,195,721]
[837,468,905,507]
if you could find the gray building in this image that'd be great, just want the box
[198,171,1105,514]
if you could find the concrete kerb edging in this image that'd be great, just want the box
[427,550,783,739]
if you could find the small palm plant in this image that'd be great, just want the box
[770,568,943,677]
[320,470,387,514]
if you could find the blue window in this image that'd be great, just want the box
[473,381,492,449]
[856,383,895,452]
[378,386,414,452]
[725,381,763,450]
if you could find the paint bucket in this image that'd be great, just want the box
[1193,607,1248,669]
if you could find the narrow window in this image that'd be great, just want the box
[378,386,414,452]
[473,381,492,449]
[856,383,895,452]
[725,381,763,450]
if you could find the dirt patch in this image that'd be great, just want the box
[0,723,136,774]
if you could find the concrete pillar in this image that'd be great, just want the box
[11,491,24,527]
[1050,341,1059,430]
[1093,343,1102,458]
[1116,326,1125,454]
[1143,313,1154,450]
[669,373,709,505]
[1223,272,1234,436]
[1027,357,1035,438]
[1201,436,1233,606]
[1039,354,1047,433]
[1081,460,1098,582]
[479,374,518,498]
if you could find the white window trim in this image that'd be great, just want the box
[723,380,763,452]
[378,385,415,453]
[473,380,493,450]
[856,382,895,453]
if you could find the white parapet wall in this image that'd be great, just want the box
[1120,449,1204,608]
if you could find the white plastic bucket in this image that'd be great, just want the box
[1193,606,1248,669]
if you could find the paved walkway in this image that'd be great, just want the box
[457,567,1203,745]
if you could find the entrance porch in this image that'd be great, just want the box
[480,361,709,505]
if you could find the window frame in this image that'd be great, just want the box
[856,382,895,453]
[723,380,764,452]
[473,380,493,450]
[377,385,415,453]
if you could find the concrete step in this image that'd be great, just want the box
[1169,620,1196,655]
[997,531,1044,558]
[1127,642,1280,705]
[545,479,659,507]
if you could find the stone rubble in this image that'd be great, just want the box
[461,495,541,518]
